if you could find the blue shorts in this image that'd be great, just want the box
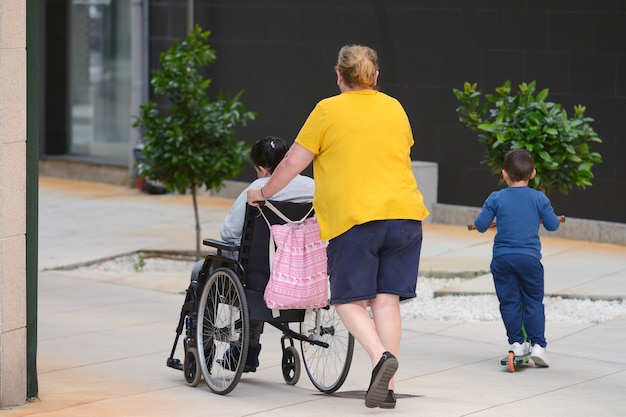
[327,220,423,304]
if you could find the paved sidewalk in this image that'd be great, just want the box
[3,176,626,416]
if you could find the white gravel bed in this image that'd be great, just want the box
[404,277,626,324]
[74,254,626,324]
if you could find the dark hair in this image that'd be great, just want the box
[250,136,289,174]
[503,148,534,182]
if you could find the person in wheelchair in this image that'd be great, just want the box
[190,136,314,372]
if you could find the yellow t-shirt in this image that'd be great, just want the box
[295,89,430,241]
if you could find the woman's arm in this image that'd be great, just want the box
[247,143,315,206]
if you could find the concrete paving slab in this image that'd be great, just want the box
[3,177,625,416]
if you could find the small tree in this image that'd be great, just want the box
[453,80,602,195]
[134,25,256,258]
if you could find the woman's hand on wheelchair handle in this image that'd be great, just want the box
[247,187,265,207]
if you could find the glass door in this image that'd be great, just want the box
[69,0,131,163]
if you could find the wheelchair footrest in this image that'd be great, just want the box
[167,357,183,371]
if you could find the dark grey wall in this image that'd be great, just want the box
[150,1,626,223]
[42,0,70,155]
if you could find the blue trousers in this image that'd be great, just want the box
[490,254,546,348]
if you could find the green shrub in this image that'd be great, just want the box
[453,80,602,194]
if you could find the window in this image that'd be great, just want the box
[69,0,131,164]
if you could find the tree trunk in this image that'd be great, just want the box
[191,185,201,260]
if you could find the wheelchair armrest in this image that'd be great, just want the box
[202,238,240,253]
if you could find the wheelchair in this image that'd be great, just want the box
[166,201,354,395]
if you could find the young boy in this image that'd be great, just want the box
[473,148,561,367]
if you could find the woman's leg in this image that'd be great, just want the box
[335,299,397,406]
[328,224,387,364]
[369,293,401,390]
[335,300,387,366]
[335,294,400,389]
[329,221,407,405]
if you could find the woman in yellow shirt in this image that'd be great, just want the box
[247,44,428,409]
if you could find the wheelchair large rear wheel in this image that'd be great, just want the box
[197,267,249,395]
[300,305,354,393]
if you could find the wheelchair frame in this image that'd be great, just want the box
[167,201,354,395]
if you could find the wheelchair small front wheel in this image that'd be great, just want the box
[184,347,202,387]
[281,345,301,385]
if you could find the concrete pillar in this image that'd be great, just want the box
[130,0,146,185]
[412,161,438,222]
[0,0,28,407]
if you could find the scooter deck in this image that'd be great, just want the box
[501,351,531,372]
[501,354,531,366]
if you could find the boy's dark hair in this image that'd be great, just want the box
[503,148,534,182]
[250,136,289,174]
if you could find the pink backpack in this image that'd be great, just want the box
[260,201,329,317]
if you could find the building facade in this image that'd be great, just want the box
[40,1,626,223]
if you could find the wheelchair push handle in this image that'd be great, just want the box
[467,215,566,231]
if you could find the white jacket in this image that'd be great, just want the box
[220,175,315,246]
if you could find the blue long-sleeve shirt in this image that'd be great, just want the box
[474,186,561,260]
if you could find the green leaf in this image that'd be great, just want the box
[537,150,552,163]
[477,123,496,133]
[535,88,549,102]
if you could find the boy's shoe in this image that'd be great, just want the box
[365,352,398,408]
[510,341,530,357]
[531,344,550,367]
[379,390,396,409]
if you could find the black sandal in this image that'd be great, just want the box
[365,352,398,408]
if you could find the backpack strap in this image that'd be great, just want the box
[263,200,314,225]
[257,200,315,268]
